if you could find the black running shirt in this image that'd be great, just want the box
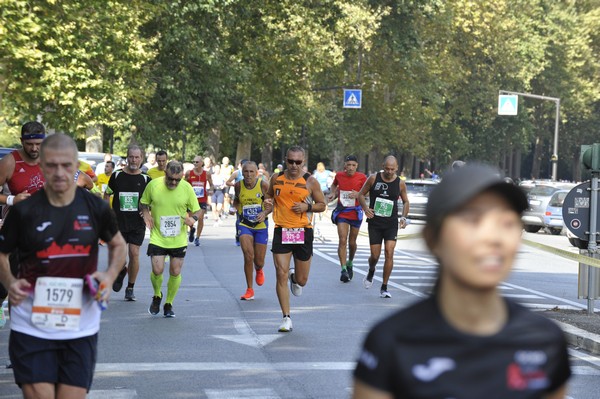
[354,296,571,398]
[107,170,150,232]
[0,188,119,285]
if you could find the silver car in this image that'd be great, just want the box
[398,179,439,220]
[522,182,575,233]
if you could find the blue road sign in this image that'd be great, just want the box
[343,89,362,109]
[498,95,518,115]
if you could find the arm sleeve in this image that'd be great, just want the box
[140,181,152,206]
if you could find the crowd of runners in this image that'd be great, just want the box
[0,122,572,398]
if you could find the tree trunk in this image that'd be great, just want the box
[403,153,414,179]
[332,146,344,172]
[530,135,544,179]
[85,125,103,152]
[261,142,273,172]
[206,126,221,165]
[235,135,252,166]
[572,147,582,182]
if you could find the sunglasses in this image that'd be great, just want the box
[166,176,181,183]
[192,161,201,164]
[286,159,303,165]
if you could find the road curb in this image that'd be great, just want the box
[553,320,600,355]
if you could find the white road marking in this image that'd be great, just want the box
[205,388,279,398]
[93,362,355,372]
[569,348,600,368]
[212,318,282,348]
[87,389,137,398]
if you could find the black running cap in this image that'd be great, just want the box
[345,155,358,162]
[426,163,527,225]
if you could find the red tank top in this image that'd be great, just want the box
[186,169,208,203]
[7,150,45,195]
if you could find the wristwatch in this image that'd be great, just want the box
[191,215,199,221]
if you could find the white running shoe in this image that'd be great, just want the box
[380,289,392,298]
[278,316,293,332]
[289,271,302,296]
[363,275,373,289]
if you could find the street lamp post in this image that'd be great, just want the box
[499,90,561,181]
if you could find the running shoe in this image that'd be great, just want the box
[380,289,392,298]
[289,271,302,296]
[194,237,200,247]
[148,293,162,315]
[112,267,127,292]
[240,288,255,301]
[164,303,175,318]
[255,268,265,286]
[340,269,350,283]
[278,316,293,332]
[124,287,136,301]
[363,268,375,289]
[347,261,354,280]
[188,226,196,243]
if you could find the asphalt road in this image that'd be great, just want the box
[1,216,599,398]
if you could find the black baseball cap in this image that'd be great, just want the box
[345,155,358,162]
[426,163,527,226]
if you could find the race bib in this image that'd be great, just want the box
[242,204,262,222]
[374,197,394,217]
[282,228,304,244]
[31,277,83,331]
[160,216,181,237]
[340,190,355,207]
[193,184,205,198]
[119,192,139,212]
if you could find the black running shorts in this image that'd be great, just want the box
[121,227,146,246]
[271,227,313,261]
[9,330,98,390]
[147,243,187,258]
[368,223,398,245]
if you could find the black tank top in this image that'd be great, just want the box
[368,172,401,227]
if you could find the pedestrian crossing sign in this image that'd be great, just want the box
[343,89,362,109]
[498,95,518,115]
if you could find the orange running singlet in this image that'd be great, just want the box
[272,172,313,229]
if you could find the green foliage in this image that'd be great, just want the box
[2,0,600,179]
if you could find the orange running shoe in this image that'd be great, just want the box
[240,288,254,301]
[255,268,265,286]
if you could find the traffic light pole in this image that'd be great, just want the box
[499,90,560,181]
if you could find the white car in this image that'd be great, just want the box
[398,179,439,220]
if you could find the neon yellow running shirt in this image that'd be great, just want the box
[141,177,200,248]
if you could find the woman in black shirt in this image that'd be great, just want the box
[353,164,571,399]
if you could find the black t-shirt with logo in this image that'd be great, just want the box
[0,187,119,285]
[354,295,571,398]
[107,170,151,232]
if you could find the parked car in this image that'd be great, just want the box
[0,147,14,159]
[398,179,439,220]
[78,152,123,171]
[542,189,569,235]
[522,182,575,233]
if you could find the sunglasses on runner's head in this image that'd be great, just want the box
[286,159,303,165]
